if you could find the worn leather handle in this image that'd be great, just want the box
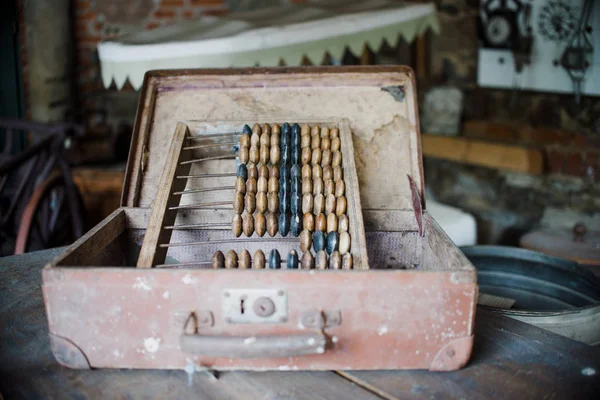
[179,332,327,358]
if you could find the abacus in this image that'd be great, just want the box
[136,120,367,270]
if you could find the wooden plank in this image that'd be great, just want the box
[421,134,544,175]
[136,123,191,268]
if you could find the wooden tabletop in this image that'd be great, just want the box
[1,249,599,399]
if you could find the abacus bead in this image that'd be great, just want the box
[254,250,266,269]
[279,191,290,213]
[242,212,254,236]
[242,124,252,135]
[290,164,301,179]
[262,123,271,134]
[239,250,251,269]
[301,134,311,149]
[342,253,353,269]
[232,214,242,237]
[281,143,291,166]
[268,192,279,213]
[336,196,347,216]
[300,229,312,252]
[268,176,279,193]
[270,146,280,164]
[239,146,249,164]
[315,250,327,270]
[260,129,270,146]
[313,231,325,252]
[272,123,281,135]
[327,213,338,233]
[237,164,248,180]
[245,192,256,214]
[324,179,334,197]
[212,251,225,269]
[279,212,290,236]
[302,193,313,214]
[255,212,266,237]
[338,214,349,233]
[335,180,345,197]
[291,192,302,215]
[282,122,291,134]
[332,151,342,167]
[312,164,322,179]
[233,191,244,214]
[282,124,291,145]
[291,123,301,147]
[326,232,339,254]
[249,146,259,163]
[257,176,268,193]
[339,231,351,254]
[325,194,337,215]
[330,127,339,139]
[266,212,278,236]
[258,164,269,178]
[256,192,267,213]
[280,165,290,184]
[260,144,270,164]
[252,123,261,134]
[313,178,323,196]
[247,163,258,179]
[329,251,342,270]
[291,177,301,194]
[291,146,300,165]
[269,249,281,269]
[313,193,324,214]
[290,213,302,236]
[301,147,312,165]
[311,135,321,150]
[269,165,280,178]
[302,164,312,179]
[303,213,315,232]
[333,166,343,182]
[323,166,333,181]
[246,178,257,194]
[301,251,314,269]
[301,123,310,135]
[321,149,331,167]
[315,213,326,232]
[287,249,299,269]
[321,137,330,150]
[311,124,320,136]
[320,126,329,138]
[302,179,312,194]
[331,137,341,152]
[251,132,260,147]
[225,250,238,269]
[271,132,280,146]
[311,148,322,165]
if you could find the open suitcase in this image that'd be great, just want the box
[42,67,477,371]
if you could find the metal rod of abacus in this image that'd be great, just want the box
[173,186,235,195]
[187,132,242,140]
[183,142,238,151]
[180,155,236,165]
[168,201,232,210]
[156,260,291,268]
[177,172,237,179]
[160,237,299,248]
[164,223,231,230]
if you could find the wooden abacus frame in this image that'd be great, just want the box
[136,119,368,270]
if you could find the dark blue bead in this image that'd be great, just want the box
[242,124,252,134]
[282,123,291,134]
[279,190,290,213]
[291,146,300,165]
[291,177,301,194]
[313,231,325,252]
[291,124,301,147]
[281,143,291,166]
[279,213,290,236]
[290,213,302,237]
[290,191,302,215]
[269,249,281,269]
[290,164,301,179]
[237,164,248,180]
[287,250,299,269]
[280,165,290,183]
[326,232,339,255]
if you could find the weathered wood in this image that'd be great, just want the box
[136,123,191,268]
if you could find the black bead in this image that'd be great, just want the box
[243,124,252,134]
[280,165,290,183]
[281,143,291,166]
[291,124,301,147]
[279,213,290,236]
[282,122,291,134]
[291,176,301,194]
[237,164,248,180]
[313,231,325,252]
[279,190,290,213]
[291,145,301,165]
[290,213,302,236]
[269,249,281,269]
[326,232,339,255]
[290,164,301,179]
[290,191,301,215]
[287,249,299,269]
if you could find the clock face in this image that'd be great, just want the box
[486,15,513,46]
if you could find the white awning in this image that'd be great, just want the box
[98,0,439,90]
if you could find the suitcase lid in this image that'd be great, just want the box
[122,66,425,221]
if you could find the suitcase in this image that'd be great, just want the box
[42,66,477,371]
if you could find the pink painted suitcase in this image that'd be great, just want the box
[42,67,477,371]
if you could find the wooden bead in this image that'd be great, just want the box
[313,193,324,214]
[272,123,281,135]
[301,147,312,165]
[312,164,322,179]
[311,148,322,165]
[240,133,250,147]
[326,232,339,254]
[235,176,246,194]
[249,145,259,163]
[212,251,225,269]
[311,124,320,137]
[271,132,280,146]
[339,231,351,254]
[267,192,279,213]
[302,193,313,215]
[262,123,271,134]
[251,132,260,147]
[301,251,314,269]
[301,123,310,135]
[323,166,333,181]
[325,193,337,215]
[330,127,339,139]
[327,212,338,233]
[321,137,330,150]
[338,214,349,233]
[331,137,341,152]
[313,178,323,196]
[311,135,321,150]
[335,180,345,197]
[231,214,242,237]
[269,165,280,178]
[315,213,326,232]
[270,146,280,164]
[301,134,311,149]
[237,164,248,180]
[233,191,244,214]
[342,253,353,269]
[255,212,266,237]
[287,249,299,269]
[252,123,261,135]
[302,212,314,232]
[260,133,270,148]
[332,151,342,167]
[320,126,329,138]
[279,212,290,236]
[324,179,334,197]
[329,251,342,270]
[290,213,302,236]
[239,249,251,269]
[302,164,312,179]
[239,146,249,164]
[225,250,238,269]
[321,149,331,167]
[336,196,347,216]
[242,212,254,236]
[302,178,313,194]
[246,178,257,194]
[268,176,279,193]
[315,250,327,270]
[333,166,343,182]
[247,163,258,180]
[266,212,278,236]
[244,192,256,214]
[300,229,312,252]
[258,164,269,178]
[256,192,267,213]
[253,249,265,269]
[313,231,326,252]
[269,249,281,269]
[257,176,268,193]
